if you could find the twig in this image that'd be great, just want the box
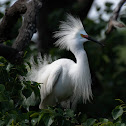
[106,0,126,34]
[0,0,42,63]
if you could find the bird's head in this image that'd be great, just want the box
[54,14,104,51]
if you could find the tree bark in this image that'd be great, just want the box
[0,0,42,63]
[0,0,27,43]
[12,0,42,51]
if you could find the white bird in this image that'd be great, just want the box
[27,14,104,109]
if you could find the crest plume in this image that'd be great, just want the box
[54,14,84,50]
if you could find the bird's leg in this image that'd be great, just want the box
[70,96,78,110]
[70,101,72,109]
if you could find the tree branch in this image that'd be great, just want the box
[0,0,42,63]
[106,0,126,34]
[0,0,27,43]
[12,0,42,51]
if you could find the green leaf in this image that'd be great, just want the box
[31,118,38,126]
[87,118,96,126]
[23,51,28,58]
[0,93,6,102]
[0,120,5,126]
[105,2,113,8]
[99,118,109,123]
[43,114,53,126]
[64,109,74,118]
[9,100,14,109]
[31,81,40,87]
[0,12,4,19]
[115,123,125,126]
[47,117,54,126]
[5,1,10,5]
[24,81,31,86]
[112,106,123,120]
[83,118,96,126]
[22,88,32,98]
[30,112,39,118]
[115,99,124,104]
[0,64,4,67]
[0,84,5,92]
[38,113,44,123]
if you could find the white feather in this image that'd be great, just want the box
[54,14,84,50]
[26,14,92,109]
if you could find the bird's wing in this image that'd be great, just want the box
[46,66,62,95]
[40,65,62,101]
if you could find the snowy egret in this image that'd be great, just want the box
[28,14,104,109]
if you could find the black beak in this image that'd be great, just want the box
[85,35,105,46]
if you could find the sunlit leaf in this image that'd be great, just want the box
[99,118,109,123]
[0,64,4,67]
[30,112,39,118]
[64,109,74,118]
[115,99,124,104]
[31,118,38,126]
[83,118,96,126]
[112,106,123,120]
[0,120,5,126]
[115,123,125,126]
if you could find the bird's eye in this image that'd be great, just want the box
[80,34,88,38]
[80,34,84,38]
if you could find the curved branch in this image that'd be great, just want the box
[0,0,27,43]
[106,0,126,34]
[0,0,42,63]
[12,0,42,51]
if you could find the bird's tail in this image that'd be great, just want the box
[23,54,54,109]
[26,54,53,82]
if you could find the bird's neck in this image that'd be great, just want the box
[71,45,88,66]
[71,45,92,102]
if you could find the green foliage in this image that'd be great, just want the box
[1,0,126,125]
[0,56,40,126]
[1,54,126,125]
[30,107,77,126]
[112,106,123,120]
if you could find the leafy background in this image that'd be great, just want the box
[0,1,126,126]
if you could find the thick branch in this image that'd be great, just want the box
[0,0,42,64]
[106,0,126,34]
[12,0,42,51]
[0,0,27,43]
